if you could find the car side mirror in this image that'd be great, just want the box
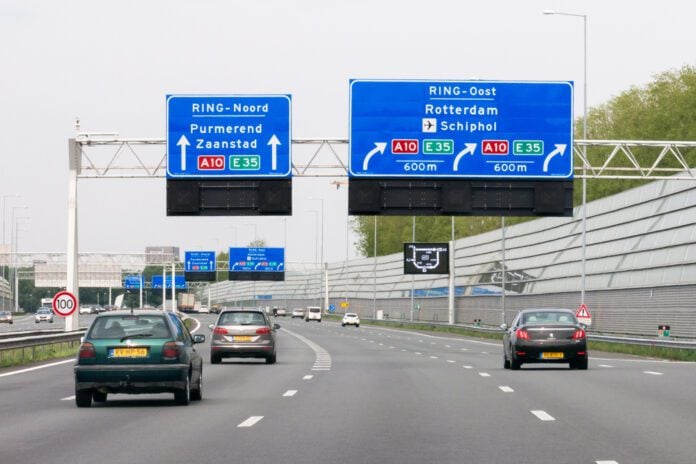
[193,334,205,344]
[500,323,508,331]
[208,324,214,331]
[273,323,281,330]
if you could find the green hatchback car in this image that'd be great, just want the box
[74,310,205,407]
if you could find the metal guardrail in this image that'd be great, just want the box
[0,331,85,352]
[357,317,696,350]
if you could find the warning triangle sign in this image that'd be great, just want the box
[576,304,591,318]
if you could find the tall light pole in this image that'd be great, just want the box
[544,10,588,305]
[305,209,321,307]
[2,194,20,245]
[9,206,28,312]
[308,198,325,310]
[13,217,30,311]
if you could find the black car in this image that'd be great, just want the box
[502,309,588,370]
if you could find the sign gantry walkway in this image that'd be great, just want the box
[72,135,696,180]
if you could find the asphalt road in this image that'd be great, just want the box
[0,312,97,333]
[1,314,695,464]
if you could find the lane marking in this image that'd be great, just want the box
[0,359,74,378]
[460,348,468,351]
[531,410,555,421]
[463,365,473,369]
[378,343,384,346]
[302,375,313,380]
[479,372,491,377]
[283,390,298,397]
[499,386,514,393]
[238,416,264,428]
[447,360,456,363]
[430,356,439,359]
[282,328,332,372]
[644,371,664,376]
[599,364,613,368]
[415,352,422,355]
[445,345,451,348]
[430,342,437,345]
[61,395,76,401]
[596,461,619,464]
[401,349,407,352]
[481,351,489,354]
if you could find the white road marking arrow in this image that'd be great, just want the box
[453,143,477,171]
[177,135,190,171]
[268,134,281,170]
[542,144,567,172]
[362,142,387,171]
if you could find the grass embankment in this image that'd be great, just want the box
[327,316,696,362]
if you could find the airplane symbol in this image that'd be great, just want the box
[422,118,437,133]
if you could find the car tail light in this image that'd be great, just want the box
[162,341,180,361]
[213,327,228,335]
[78,342,96,359]
[572,329,586,340]
[516,329,530,340]
[256,327,271,335]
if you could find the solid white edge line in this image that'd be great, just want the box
[283,390,298,397]
[499,386,514,393]
[238,416,264,428]
[531,410,555,421]
[0,359,74,378]
[596,461,619,464]
[644,371,664,375]
[61,395,76,401]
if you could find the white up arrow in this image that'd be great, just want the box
[177,135,191,171]
[268,135,281,171]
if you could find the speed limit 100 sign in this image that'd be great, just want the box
[52,291,78,317]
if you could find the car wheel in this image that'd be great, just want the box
[75,388,92,408]
[35,320,39,324]
[190,369,203,401]
[175,374,191,405]
[210,355,221,364]
[356,324,359,328]
[503,355,511,369]
[266,353,277,364]
[93,391,107,403]
[572,358,588,370]
[342,323,345,327]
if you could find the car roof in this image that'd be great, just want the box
[518,308,574,314]
[99,310,170,317]
[220,308,264,313]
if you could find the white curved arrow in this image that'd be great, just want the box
[362,142,387,171]
[542,144,567,172]
[177,135,190,171]
[453,143,477,171]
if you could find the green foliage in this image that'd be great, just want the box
[354,65,696,257]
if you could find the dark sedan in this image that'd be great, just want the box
[502,309,588,370]
[74,310,205,407]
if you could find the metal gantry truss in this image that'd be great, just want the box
[73,134,696,179]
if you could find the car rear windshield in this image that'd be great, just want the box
[346,313,357,317]
[88,315,171,339]
[219,312,267,326]
[308,308,320,313]
[522,311,577,325]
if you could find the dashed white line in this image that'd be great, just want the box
[401,349,407,352]
[283,390,298,397]
[302,375,313,380]
[61,395,76,401]
[599,364,613,368]
[463,365,473,369]
[447,360,456,363]
[445,345,451,348]
[238,416,264,428]
[479,372,491,377]
[415,352,422,355]
[481,351,489,355]
[499,386,514,393]
[430,356,439,359]
[596,461,619,464]
[460,348,468,351]
[644,371,664,376]
[531,410,555,421]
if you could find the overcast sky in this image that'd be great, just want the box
[1,0,694,266]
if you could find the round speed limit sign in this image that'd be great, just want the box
[52,291,78,317]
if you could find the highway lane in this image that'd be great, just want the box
[0,315,694,463]
[0,313,98,333]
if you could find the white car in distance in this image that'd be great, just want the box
[342,313,360,327]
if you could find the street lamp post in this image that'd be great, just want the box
[13,216,30,311]
[10,206,28,312]
[544,10,588,305]
[308,198,325,309]
[1,195,20,311]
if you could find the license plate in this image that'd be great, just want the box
[541,352,564,359]
[233,336,253,342]
[110,347,148,358]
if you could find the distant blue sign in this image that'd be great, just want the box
[185,251,216,272]
[229,247,285,273]
[350,80,573,179]
[256,295,273,300]
[167,95,291,178]
[151,275,187,289]
[124,275,143,289]
[328,304,335,313]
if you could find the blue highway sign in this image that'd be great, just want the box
[167,94,291,178]
[349,80,573,179]
[229,247,285,273]
[185,251,216,272]
[151,275,187,289]
[124,275,143,289]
